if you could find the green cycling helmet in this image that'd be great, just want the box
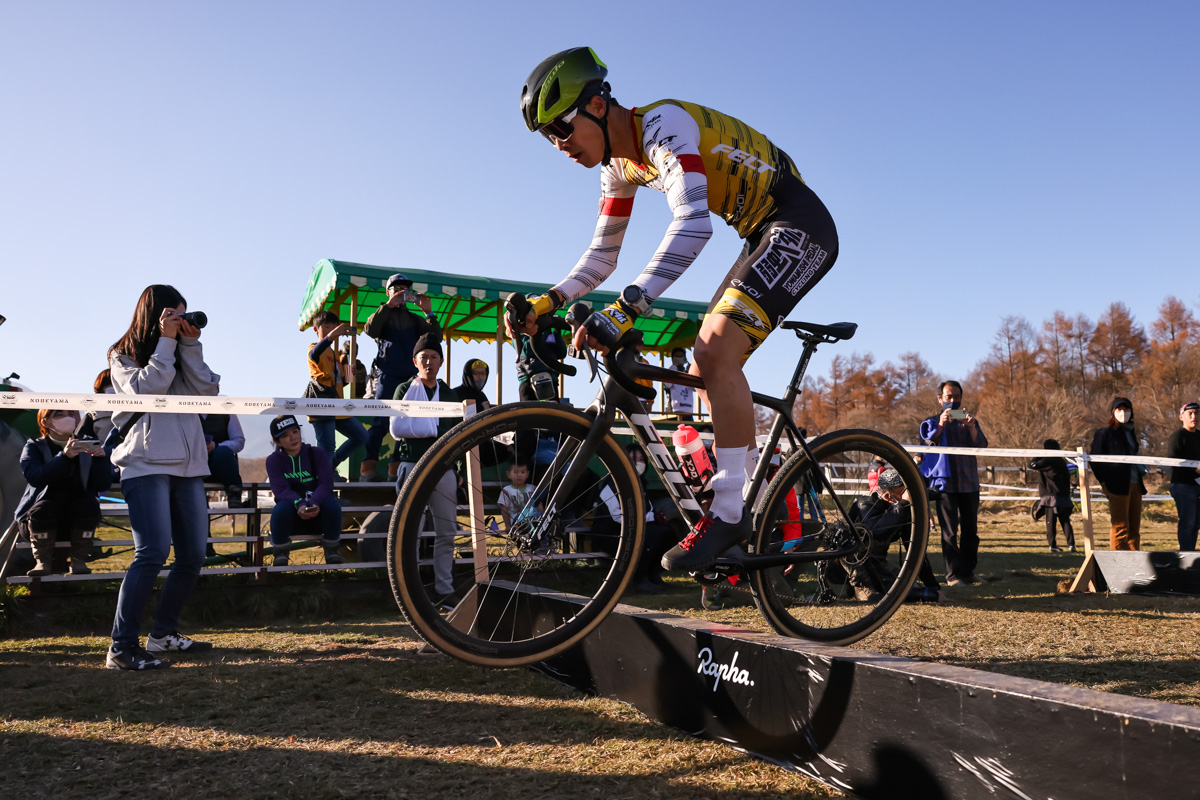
[520,47,608,132]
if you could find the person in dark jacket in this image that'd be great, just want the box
[453,358,492,414]
[1030,439,1076,552]
[360,272,442,481]
[265,415,342,566]
[16,408,113,576]
[1090,396,1146,551]
[1166,401,1200,551]
[516,328,567,402]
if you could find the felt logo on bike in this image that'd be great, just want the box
[696,647,754,690]
[629,413,701,512]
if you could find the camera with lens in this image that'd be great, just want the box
[180,311,208,329]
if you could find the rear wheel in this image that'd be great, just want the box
[748,429,929,644]
[387,402,644,667]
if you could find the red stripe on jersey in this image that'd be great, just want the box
[600,196,634,217]
[677,153,706,175]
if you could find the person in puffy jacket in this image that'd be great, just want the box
[104,285,220,671]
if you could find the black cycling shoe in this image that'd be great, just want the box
[661,513,751,572]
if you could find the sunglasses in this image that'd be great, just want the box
[539,106,580,143]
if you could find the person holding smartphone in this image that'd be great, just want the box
[14,408,112,576]
[264,414,343,566]
[106,285,220,671]
[360,273,441,482]
[919,380,988,587]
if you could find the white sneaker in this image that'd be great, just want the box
[146,632,213,654]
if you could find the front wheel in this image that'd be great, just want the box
[387,402,644,667]
[748,428,929,644]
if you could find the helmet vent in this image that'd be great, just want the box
[543,79,561,113]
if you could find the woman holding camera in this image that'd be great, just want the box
[105,285,220,671]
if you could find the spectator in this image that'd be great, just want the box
[919,380,988,587]
[665,347,695,420]
[307,310,368,474]
[1090,396,1146,551]
[498,457,537,530]
[516,326,566,402]
[14,409,112,576]
[265,415,343,566]
[390,334,460,608]
[106,284,218,671]
[361,273,442,481]
[1030,439,1076,553]
[201,413,246,507]
[453,358,493,414]
[855,468,946,602]
[1166,401,1200,551]
[591,444,673,595]
[632,342,654,412]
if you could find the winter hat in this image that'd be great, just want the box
[270,415,299,440]
[1110,396,1133,412]
[877,468,904,493]
[413,333,443,359]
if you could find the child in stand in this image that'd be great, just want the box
[498,458,536,530]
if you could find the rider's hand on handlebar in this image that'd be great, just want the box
[575,302,636,356]
[504,293,556,339]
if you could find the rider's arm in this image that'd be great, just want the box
[549,171,638,305]
[629,103,713,301]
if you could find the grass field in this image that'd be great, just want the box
[2,508,1197,799]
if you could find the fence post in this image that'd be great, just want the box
[1069,448,1099,593]
[463,401,490,584]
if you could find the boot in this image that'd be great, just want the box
[226,486,245,508]
[70,529,94,575]
[359,459,384,482]
[27,532,55,577]
[387,461,400,481]
[323,540,344,565]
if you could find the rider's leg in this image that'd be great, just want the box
[692,315,753,524]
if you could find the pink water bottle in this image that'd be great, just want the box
[673,424,714,492]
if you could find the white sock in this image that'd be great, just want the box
[711,446,747,523]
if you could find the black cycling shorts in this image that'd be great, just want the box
[708,169,838,361]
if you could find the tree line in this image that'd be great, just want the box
[786,296,1200,456]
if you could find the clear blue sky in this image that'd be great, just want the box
[4,1,1197,455]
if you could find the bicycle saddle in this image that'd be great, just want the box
[779,320,858,341]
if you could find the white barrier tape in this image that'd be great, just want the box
[905,444,1200,469]
[0,391,462,418]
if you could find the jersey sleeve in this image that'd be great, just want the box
[550,166,638,304]
[630,103,713,301]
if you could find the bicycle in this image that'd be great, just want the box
[387,300,929,667]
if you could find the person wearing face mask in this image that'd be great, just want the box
[592,444,672,594]
[1090,397,1146,551]
[919,380,988,587]
[665,347,695,420]
[453,358,493,413]
[15,408,112,576]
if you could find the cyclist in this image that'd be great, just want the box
[512,47,838,572]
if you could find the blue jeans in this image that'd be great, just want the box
[111,474,208,646]
[364,372,403,463]
[206,444,243,488]
[1169,482,1200,551]
[270,494,343,546]
[312,417,368,468]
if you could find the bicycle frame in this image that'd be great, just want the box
[531,329,860,574]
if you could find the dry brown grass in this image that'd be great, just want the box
[2,508,1197,799]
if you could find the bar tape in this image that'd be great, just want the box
[0,391,461,418]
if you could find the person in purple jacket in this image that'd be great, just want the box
[265,415,343,566]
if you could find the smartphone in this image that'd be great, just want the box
[405,292,419,304]
[948,409,968,420]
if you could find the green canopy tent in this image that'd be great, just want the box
[298,259,711,404]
